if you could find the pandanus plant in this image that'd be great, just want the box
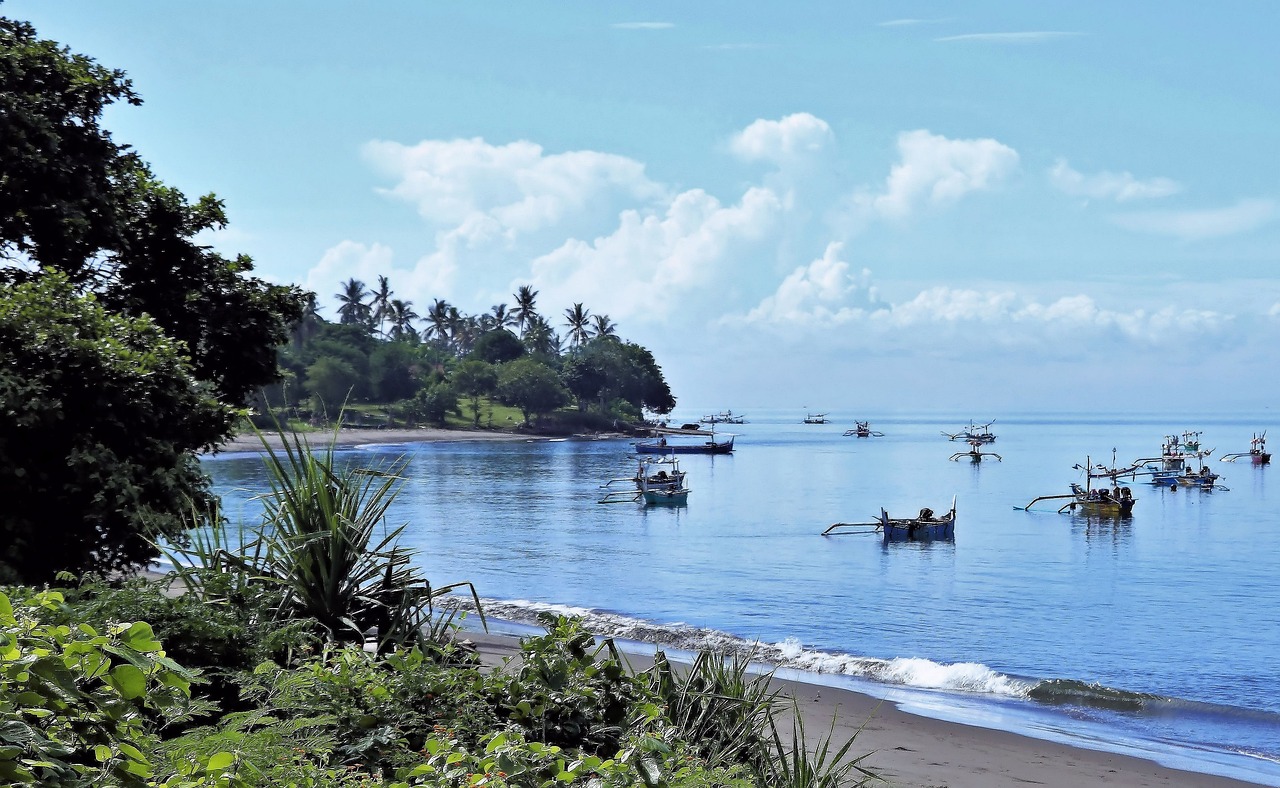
[166,426,483,653]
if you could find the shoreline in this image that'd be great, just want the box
[211,426,586,454]
[467,628,1269,788]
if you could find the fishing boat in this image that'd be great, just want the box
[823,497,957,544]
[842,420,884,437]
[942,420,996,444]
[701,410,747,425]
[1221,432,1271,465]
[1021,455,1137,516]
[1128,434,1225,489]
[599,457,690,505]
[803,413,830,424]
[635,433,734,455]
[949,439,1002,463]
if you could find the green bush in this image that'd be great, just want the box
[0,589,196,786]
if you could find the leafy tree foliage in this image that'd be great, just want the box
[496,358,570,425]
[0,17,303,407]
[472,328,525,364]
[0,272,223,583]
[453,360,498,426]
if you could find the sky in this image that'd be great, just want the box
[11,1,1280,414]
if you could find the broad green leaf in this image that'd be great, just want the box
[206,752,235,771]
[107,664,147,700]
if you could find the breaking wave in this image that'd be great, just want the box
[448,596,1037,699]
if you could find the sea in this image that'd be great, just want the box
[203,411,1280,786]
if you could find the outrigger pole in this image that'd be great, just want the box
[822,520,882,536]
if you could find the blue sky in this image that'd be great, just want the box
[12,2,1280,412]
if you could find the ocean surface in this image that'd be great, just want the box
[204,411,1280,785]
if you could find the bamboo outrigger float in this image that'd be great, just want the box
[842,420,884,437]
[1020,455,1137,516]
[950,439,1002,463]
[824,496,957,544]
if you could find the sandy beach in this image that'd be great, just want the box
[214,426,532,454]
[464,631,1263,788]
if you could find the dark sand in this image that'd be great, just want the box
[214,426,534,453]
[466,631,1266,788]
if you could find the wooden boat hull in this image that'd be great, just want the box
[879,501,956,543]
[1065,498,1135,516]
[643,489,688,505]
[636,436,734,455]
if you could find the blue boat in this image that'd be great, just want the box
[635,434,734,455]
[879,497,957,543]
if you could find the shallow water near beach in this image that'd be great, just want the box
[205,410,1280,785]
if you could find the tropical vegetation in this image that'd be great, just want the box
[269,278,676,432]
[2,433,874,787]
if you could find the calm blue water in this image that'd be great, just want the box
[204,412,1280,785]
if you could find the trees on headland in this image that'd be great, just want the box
[277,278,676,429]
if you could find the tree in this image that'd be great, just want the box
[561,353,608,411]
[370,341,422,402]
[473,328,526,364]
[386,298,419,342]
[424,298,452,349]
[496,357,570,426]
[370,274,393,336]
[305,356,360,413]
[564,302,592,348]
[1,17,303,408]
[523,314,562,360]
[512,284,539,336]
[336,278,372,329]
[0,272,224,583]
[591,313,618,339]
[453,360,498,427]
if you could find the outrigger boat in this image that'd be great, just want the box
[700,410,747,425]
[1127,434,1226,490]
[1020,455,1137,516]
[1221,432,1271,465]
[842,420,884,438]
[803,413,830,424]
[599,456,690,505]
[942,420,996,444]
[823,497,957,544]
[949,439,1002,463]
[635,431,734,454]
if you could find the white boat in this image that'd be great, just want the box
[1221,432,1271,465]
[599,456,690,505]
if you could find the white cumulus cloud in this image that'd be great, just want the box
[856,130,1019,220]
[1049,159,1182,202]
[362,138,665,234]
[731,242,885,328]
[729,113,834,165]
[1110,199,1278,241]
[528,187,784,322]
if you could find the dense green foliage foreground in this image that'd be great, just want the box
[0,438,873,787]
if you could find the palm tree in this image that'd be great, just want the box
[511,285,539,336]
[563,302,592,347]
[591,313,617,339]
[387,299,419,341]
[336,279,372,329]
[490,303,517,330]
[424,298,452,348]
[523,314,561,358]
[371,275,393,337]
[291,291,324,349]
